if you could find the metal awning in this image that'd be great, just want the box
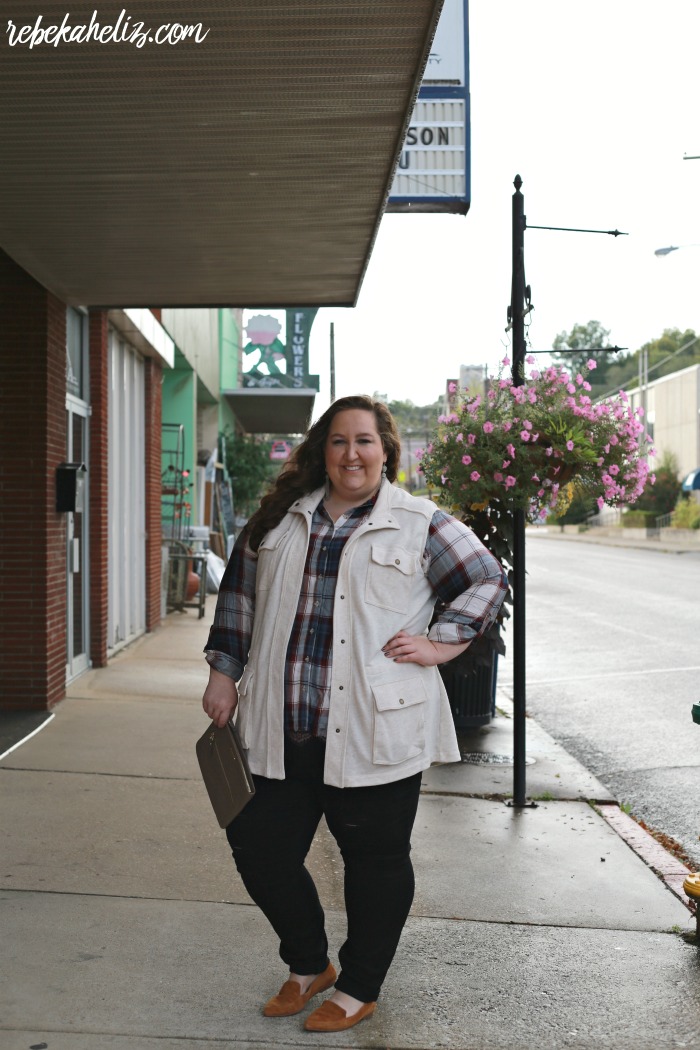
[223,389,317,435]
[681,469,700,491]
[0,1,443,309]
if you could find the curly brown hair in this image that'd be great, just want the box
[245,395,401,551]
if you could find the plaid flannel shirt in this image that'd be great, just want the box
[205,494,507,738]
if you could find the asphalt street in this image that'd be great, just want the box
[501,533,700,869]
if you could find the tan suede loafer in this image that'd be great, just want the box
[262,963,337,1017]
[304,998,376,1032]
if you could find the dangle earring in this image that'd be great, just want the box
[324,472,331,499]
[381,463,387,479]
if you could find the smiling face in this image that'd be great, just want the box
[324,408,387,506]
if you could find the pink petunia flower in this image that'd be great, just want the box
[520,430,530,442]
[483,421,495,433]
[566,440,574,451]
[470,471,481,482]
[504,475,516,488]
[461,454,472,466]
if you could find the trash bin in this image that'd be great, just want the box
[439,652,498,729]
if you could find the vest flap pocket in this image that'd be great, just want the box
[237,667,255,696]
[370,544,420,575]
[258,528,287,552]
[366,545,422,613]
[372,675,428,713]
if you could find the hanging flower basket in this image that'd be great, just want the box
[419,356,655,699]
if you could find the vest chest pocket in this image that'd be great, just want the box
[365,544,421,613]
[256,529,288,592]
[371,676,427,765]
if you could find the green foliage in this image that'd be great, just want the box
[552,324,700,397]
[634,450,682,516]
[672,497,700,529]
[549,484,597,525]
[622,510,658,528]
[552,320,618,383]
[601,327,700,394]
[221,428,276,519]
[385,397,441,435]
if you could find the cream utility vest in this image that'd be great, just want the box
[236,480,461,788]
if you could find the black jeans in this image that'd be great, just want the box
[226,735,422,1003]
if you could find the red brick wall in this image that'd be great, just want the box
[0,251,67,710]
[144,357,163,631]
[89,311,109,666]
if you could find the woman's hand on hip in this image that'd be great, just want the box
[202,666,239,727]
[382,631,469,667]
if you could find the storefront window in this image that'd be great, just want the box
[66,307,88,400]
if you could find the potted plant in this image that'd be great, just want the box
[418,355,655,726]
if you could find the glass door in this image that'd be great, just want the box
[65,306,90,682]
[65,397,90,681]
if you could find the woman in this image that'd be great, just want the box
[202,395,507,1033]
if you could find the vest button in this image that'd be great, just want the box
[399,698,405,704]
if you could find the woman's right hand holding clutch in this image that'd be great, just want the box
[202,666,239,728]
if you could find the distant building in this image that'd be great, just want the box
[626,363,700,487]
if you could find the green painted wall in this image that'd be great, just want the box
[162,364,197,526]
[219,308,242,436]
[220,308,240,391]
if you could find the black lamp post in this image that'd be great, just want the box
[509,175,529,807]
[507,174,627,807]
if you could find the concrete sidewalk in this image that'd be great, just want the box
[527,524,700,556]
[2,602,698,1050]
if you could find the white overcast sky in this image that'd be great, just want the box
[265,1,700,414]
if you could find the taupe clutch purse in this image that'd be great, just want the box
[196,720,256,828]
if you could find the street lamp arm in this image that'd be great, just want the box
[527,346,627,355]
[526,224,628,237]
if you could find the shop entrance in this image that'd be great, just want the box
[65,309,90,682]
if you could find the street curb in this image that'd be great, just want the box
[595,803,697,915]
[528,530,698,555]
